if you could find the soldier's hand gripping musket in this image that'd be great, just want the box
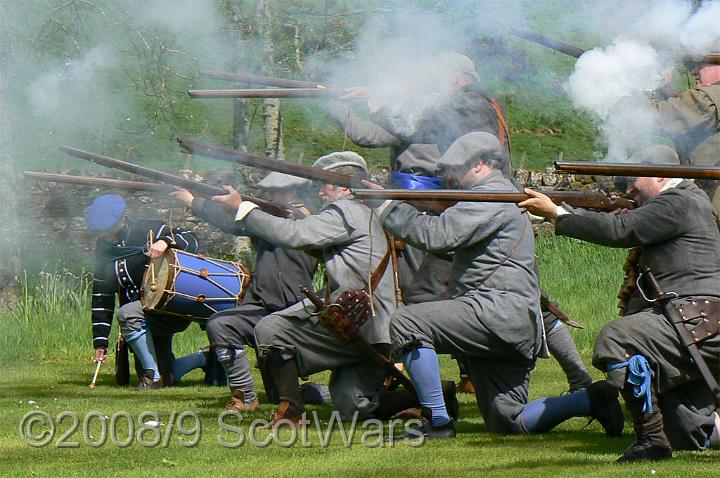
[520,144,720,461]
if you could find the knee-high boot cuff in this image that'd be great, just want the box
[265,352,304,417]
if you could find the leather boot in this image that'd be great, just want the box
[257,354,280,404]
[394,407,456,441]
[136,370,163,390]
[455,356,476,394]
[225,389,260,412]
[266,400,305,429]
[262,353,304,426]
[376,380,459,421]
[617,385,672,462]
[152,334,176,386]
[586,380,625,437]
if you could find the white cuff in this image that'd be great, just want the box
[556,206,569,216]
[234,202,260,222]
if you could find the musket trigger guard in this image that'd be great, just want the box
[636,271,679,303]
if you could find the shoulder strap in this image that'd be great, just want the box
[364,234,392,293]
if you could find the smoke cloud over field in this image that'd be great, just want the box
[2,0,720,275]
[565,0,720,161]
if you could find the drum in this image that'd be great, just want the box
[141,249,251,321]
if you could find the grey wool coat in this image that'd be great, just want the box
[555,180,720,450]
[379,170,542,360]
[240,197,395,346]
[556,180,720,306]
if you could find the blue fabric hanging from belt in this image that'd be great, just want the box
[608,354,653,413]
[391,171,442,190]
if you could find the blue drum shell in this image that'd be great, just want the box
[164,251,246,319]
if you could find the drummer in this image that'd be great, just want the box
[171,172,320,411]
[86,194,209,389]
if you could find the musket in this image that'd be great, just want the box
[188,88,345,99]
[177,138,372,189]
[58,145,297,218]
[539,291,584,329]
[511,26,720,65]
[510,27,586,58]
[199,70,326,89]
[352,188,635,212]
[24,171,177,193]
[555,161,720,180]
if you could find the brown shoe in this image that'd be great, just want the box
[265,400,303,429]
[136,370,163,390]
[457,377,475,394]
[225,389,260,412]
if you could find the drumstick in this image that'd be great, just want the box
[89,360,102,389]
[148,229,158,292]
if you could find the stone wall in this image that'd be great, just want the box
[21,168,612,273]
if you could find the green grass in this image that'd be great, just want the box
[1,234,717,477]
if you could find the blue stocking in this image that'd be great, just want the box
[403,347,450,427]
[520,389,590,433]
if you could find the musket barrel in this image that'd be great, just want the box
[510,27,720,66]
[510,27,586,58]
[555,161,720,180]
[24,171,175,192]
[177,138,365,189]
[59,145,227,197]
[188,88,345,99]
[199,70,326,89]
[682,53,720,65]
[59,145,295,217]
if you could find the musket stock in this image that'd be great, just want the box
[58,145,296,218]
[188,88,345,99]
[352,189,635,212]
[555,161,720,180]
[199,70,326,89]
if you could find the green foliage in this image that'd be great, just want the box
[535,233,627,349]
[2,270,93,360]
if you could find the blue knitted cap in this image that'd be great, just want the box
[84,194,126,231]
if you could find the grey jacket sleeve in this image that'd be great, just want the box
[555,189,689,248]
[326,101,402,147]
[242,204,352,250]
[191,197,247,235]
[380,201,503,253]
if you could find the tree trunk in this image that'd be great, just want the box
[257,0,285,160]
[0,3,22,309]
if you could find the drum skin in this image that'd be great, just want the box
[141,249,250,321]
